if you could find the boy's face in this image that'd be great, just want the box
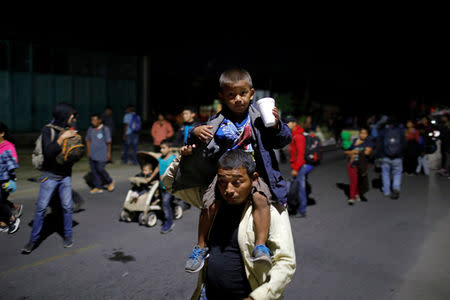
[91,116,102,128]
[219,80,255,115]
[142,165,153,175]
[182,110,195,123]
[160,144,171,156]
[217,166,257,205]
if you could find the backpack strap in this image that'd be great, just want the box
[205,113,225,151]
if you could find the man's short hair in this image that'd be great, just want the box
[91,113,102,120]
[219,68,253,90]
[218,149,256,177]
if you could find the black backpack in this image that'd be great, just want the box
[383,127,402,158]
[304,133,322,165]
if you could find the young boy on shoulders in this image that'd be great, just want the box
[178,68,292,273]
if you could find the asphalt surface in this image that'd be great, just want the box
[1,149,449,300]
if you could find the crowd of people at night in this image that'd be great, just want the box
[1,67,449,299]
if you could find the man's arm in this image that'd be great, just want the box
[249,207,296,300]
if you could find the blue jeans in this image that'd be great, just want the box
[30,176,73,242]
[381,157,403,196]
[160,189,173,226]
[122,133,139,164]
[89,159,112,188]
[297,164,313,214]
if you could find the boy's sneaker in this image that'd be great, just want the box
[160,222,174,234]
[107,181,115,192]
[22,242,36,254]
[391,190,400,200]
[8,217,20,234]
[63,237,73,248]
[251,244,272,264]
[13,204,23,218]
[185,245,210,273]
[90,188,104,194]
[348,198,355,205]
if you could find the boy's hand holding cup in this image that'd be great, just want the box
[256,97,280,129]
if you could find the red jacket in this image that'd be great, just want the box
[290,125,305,171]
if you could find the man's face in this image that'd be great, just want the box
[219,80,255,115]
[105,108,112,116]
[160,144,171,156]
[182,110,195,123]
[287,121,297,131]
[217,166,256,205]
[91,116,101,128]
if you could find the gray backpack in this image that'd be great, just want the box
[31,124,62,170]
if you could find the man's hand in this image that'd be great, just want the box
[193,125,214,143]
[272,107,281,129]
[58,130,77,146]
[180,144,196,156]
[291,169,298,178]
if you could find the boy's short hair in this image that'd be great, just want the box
[160,138,172,148]
[142,163,153,170]
[218,149,256,177]
[182,106,197,114]
[219,68,253,90]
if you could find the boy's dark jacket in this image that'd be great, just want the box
[172,104,292,203]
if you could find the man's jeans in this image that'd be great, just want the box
[89,158,112,188]
[294,164,313,215]
[381,157,403,196]
[123,132,139,164]
[30,176,73,242]
[160,189,173,226]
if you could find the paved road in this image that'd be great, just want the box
[1,149,449,299]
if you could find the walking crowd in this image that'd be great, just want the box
[1,67,449,299]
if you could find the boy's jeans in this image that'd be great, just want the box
[160,189,173,225]
[381,157,403,196]
[89,158,112,188]
[122,132,139,164]
[296,164,313,214]
[30,176,73,243]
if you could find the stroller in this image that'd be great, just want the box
[119,151,183,227]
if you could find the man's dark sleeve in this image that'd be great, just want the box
[42,127,62,160]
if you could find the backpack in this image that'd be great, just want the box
[172,114,225,191]
[55,131,85,165]
[304,133,322,165]
[129,113,142,133]
[287,178,300,215]
[32,124,85,170]
[383,127,402,158]
[32,124,60,170]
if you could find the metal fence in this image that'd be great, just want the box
[0,71,136,132]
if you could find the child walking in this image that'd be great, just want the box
[0,122,21,234]
[177,68,292,273]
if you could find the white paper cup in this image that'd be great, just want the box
[256,97,276,127]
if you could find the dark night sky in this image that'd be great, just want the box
[5,23,450,119]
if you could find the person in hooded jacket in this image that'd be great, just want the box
[22,103,78,254]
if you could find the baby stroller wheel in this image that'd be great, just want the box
[146,212,158,227]
[120,209,132,222]
[174,205,183,220]
[138,212,146,226]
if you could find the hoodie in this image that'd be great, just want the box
[289,125,306,172]
[41,103,75,178]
